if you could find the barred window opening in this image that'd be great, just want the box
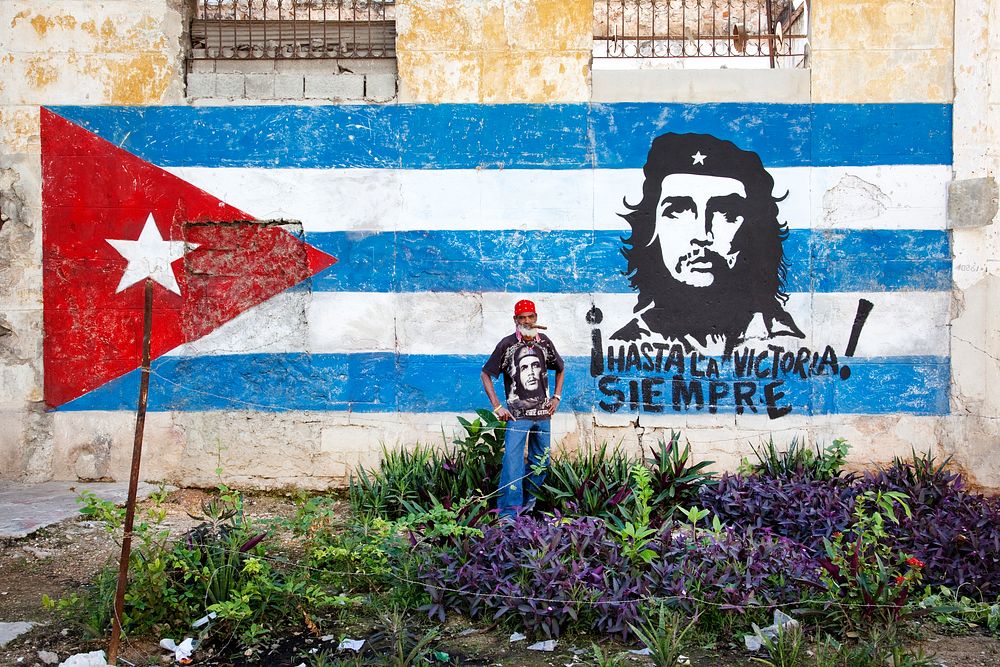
[189,0,396,61]
[594,0,808,68]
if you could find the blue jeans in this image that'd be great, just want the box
[498,418,551,518]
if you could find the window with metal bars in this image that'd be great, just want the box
[594,0,807,67]
[189,0,396,61]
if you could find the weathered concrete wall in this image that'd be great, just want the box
[396,0,592,103]
[1,1,185,481]
[810,0,953,103]
[946,0,1000,488]
[1,0,996,491]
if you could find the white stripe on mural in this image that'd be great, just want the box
[165,290,950,359]
[165,165,950,233]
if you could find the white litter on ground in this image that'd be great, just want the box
[338,638,365,652]
[527,640,557,651]
[58,650,108,667]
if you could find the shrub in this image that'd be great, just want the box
[349,410,507,519]
[63,487,353,646]
[808,490,924,632]
[537,442,634,520]
[645,433,716,523]
[698,473,856,553]
[740,438,851,481]
[416,515,822,641]
[861,452,1000,599]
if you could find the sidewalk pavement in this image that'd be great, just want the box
[0,480,161,539]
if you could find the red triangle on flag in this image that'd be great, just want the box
[41,109,336,408]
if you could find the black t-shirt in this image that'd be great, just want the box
[482,333,564,421]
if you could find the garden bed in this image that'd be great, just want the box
[2,417,1000,666]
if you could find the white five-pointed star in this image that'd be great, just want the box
[691,151,707,165]
[106,213,198,295]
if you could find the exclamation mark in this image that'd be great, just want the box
[587,305,604,377]
[840,298,874,380]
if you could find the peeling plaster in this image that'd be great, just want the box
[822,174,890,226]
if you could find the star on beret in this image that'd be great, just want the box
[691,151,707,165]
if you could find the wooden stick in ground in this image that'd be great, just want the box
[107,277,153,665]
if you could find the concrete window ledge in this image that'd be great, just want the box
[187,71,397,103]
[592,68,810,104]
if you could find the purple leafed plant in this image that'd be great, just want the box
[698,454,1000,600]
[415,515,822,639]
[860,455,1000,599]
[698,472,857,553]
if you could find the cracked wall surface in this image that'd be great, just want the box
[1,0,997,490]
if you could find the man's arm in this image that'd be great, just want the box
[548,368,565,416]
[481,370,512,421]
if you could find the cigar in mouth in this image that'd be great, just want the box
[529,324,548,330]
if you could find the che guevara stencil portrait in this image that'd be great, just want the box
[592,131,870,419]
[612,132,804,356]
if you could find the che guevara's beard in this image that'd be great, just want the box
[641,260,755,351]
[673,247,739,281]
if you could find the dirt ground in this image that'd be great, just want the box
[1,489,998,667]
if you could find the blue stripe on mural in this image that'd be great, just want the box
[47,103,951,169]
[57,353,949,416]
[305,228,951,293]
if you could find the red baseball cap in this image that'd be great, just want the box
[514,299,536,316]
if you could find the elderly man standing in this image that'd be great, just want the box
[481,299,565,518]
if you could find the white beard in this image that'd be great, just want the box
[517,324,538,338]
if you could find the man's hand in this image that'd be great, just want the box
[493,405,513,421]
[547,396,561,416]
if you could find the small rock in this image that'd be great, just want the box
[38,650,59,664]
[0,622,36,649]
[22,546,54,559]
[509,632,526,643]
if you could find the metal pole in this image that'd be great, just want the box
[765,0,776,68]
[107,277,154,665]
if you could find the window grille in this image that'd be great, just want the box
[594,0,806,66]
[190,0,395,60]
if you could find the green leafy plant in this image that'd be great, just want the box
[741,437,850,481]
[42,566,118,639]
[540,442,634,519]
[917,586,1000,635]
[350,411,507,520]
[812,490,923,631]
[628,603,698,667]
[365,607,441,667]
[646,433,716,521]
[590,642,627,666]
[750,621,804,667]
[611,464,658,564]
[678,505,711,543]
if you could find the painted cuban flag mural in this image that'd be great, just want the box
[41,103,952,419]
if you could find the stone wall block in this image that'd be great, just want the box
[365,73,397,101]
[304,73,364,100]
[185,72,216,98]
[245,72,276,99]
[214,72,246,99]
[274,73,306,99]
